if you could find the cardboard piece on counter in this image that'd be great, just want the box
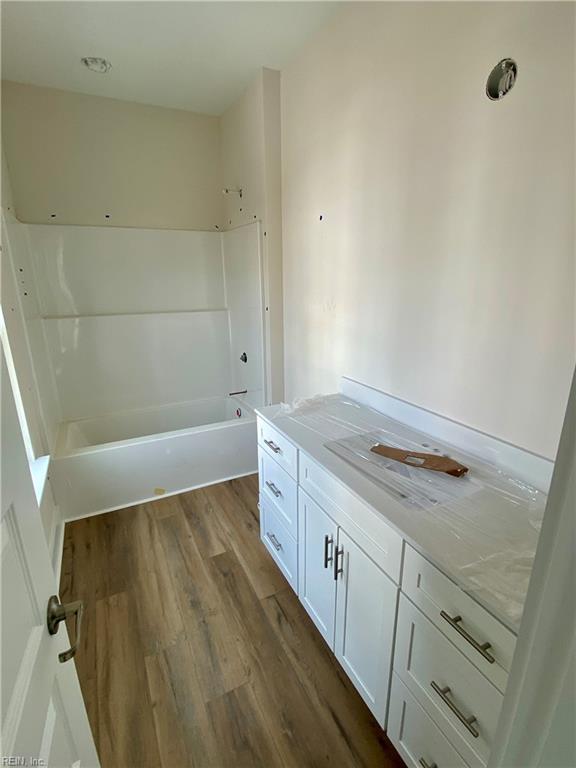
[370,443,469,477]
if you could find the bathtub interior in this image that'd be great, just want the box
[4,214,267,459]
[56,395,254,455]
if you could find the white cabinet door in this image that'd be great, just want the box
[334,528,398,727]
[298,489,338,647]
[1,345,99,766]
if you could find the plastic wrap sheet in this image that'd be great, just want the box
[325,430,543,515]
[276,394,547,625]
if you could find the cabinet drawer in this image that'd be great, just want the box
[402,545,515,693]
[260,497,298,593]
[395,595,503,767]
[258,448,297,538]
[388,673,470,768]
[299,451,402,583]
[257,417,298,479]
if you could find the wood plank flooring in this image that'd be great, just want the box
[60,474,404,768]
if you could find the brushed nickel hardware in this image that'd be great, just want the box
[440,611,495,663]
[430,681,479,738]
[264,439,282,454]
[265,481,282,498]
[333,544,344,581]
[47,595,84,663]
[266,532,282,551]
[419,759,437,768]
[323,534,334,568]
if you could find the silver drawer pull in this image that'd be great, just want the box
[323,534,334,568]
[264,439,282,454]
[266,532,282,551]
[419,759,437,768]
[430,681,479,738]
[333,544,344,581]
[440,611,495,664]
[265,481,282,498]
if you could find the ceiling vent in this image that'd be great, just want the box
[81,57,112,74]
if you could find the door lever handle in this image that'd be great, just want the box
[47,595,84,663]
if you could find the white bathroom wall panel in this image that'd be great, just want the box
[27,224,225,316]
[4,217,267,432]
[43,311,231,420]
[223,223,265,405]
[1,210,61,452]
[220,68,284,403]
[228,307,264,398]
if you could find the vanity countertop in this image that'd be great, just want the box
[256,393,549,634]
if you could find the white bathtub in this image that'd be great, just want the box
[50,395,258,519]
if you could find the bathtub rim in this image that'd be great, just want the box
[54,396,255,458]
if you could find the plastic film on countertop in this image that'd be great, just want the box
[275,394,547,625]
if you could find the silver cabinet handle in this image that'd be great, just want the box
[419,759,437,768]
[47,595,84,663]
[266,532,282,551]
[440,611,495,664]
[323,534,334,568]
[264,439,282,454]
[430,681,479,738]
[333,544,344,581]
[265,480,282,498]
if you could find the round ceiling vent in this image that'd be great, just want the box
[486,58,517,101]
[81,57,112,74]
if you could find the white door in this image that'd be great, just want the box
[1,347,99,767]
[298,490,338,647]
[334,528,398,727]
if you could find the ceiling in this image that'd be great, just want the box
[1,1,338,115]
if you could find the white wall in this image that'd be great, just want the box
[281,1,575,460]
[2,81,224,230]
[221,68,284,403]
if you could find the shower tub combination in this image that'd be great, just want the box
[4,213,268,519]
[50,395,257,519]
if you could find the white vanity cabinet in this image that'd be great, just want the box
[257,414,400,727]
[298,488,398,725]
[255,392,537,768]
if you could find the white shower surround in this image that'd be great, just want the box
[6,216,266,516]
[27,221,266,420]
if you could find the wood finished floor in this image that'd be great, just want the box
[60,474,404,768]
